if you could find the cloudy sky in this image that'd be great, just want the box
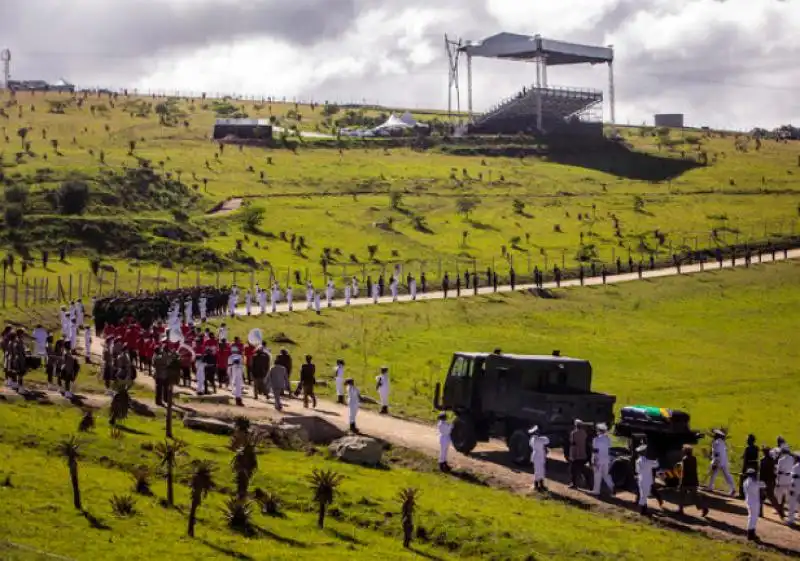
[2,0,798,129]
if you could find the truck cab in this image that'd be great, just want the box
[434,351,616,464]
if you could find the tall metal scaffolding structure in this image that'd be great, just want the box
[1,50,10,90]
[444,35,462,120]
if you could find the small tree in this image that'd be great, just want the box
[17,127,28,149]
[456,197,479,219]
[155,440,186,507]
[57,180,90,215]
[367,244,379,260]
[4,205,24,228]
[242,206,265,233]
[187,461,215,537]
[399,488,419,548]
[512,199,526,215]
[58,436,82,510]
[50,139,59,153]
[128,140,136,155]
[231,434,259,500]
[390,191,403,210]
[309,469,343,529]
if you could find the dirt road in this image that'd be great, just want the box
[207,198,243,216]
[228,248,800,314]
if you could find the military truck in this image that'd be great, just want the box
[433,352,616,464]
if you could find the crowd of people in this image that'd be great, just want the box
[523,419,799,540]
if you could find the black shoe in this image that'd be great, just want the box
[337,396,345,404]
[349,423,358,433]
[701,507,709,518]
[439,462,447,472]
[640,506,649,516]
[746,530,757,541]
[379,406,388,415]
[235,398,244,407]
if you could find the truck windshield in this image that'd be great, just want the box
[450,356,473,378]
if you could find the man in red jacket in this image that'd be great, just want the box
[244,341,256,386]
[216,339,230,388]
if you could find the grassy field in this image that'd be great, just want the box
[1,90,799,302]
[194,260,800,456]
[0,394,784,560]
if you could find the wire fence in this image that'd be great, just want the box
[2,230,798,311]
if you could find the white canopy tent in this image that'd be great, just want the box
[374,113,413,131]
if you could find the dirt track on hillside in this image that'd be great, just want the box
[68,249,800,553]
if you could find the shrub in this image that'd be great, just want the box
[172,209,189,223]
[4,204,23,227]
[242,206,265,232]
[57,180,90,215]
[4,184,29,205]
[110,494,136,517]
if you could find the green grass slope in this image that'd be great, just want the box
[0,399,782,561]
[0,90,798,298]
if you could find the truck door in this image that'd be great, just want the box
[442,355,474,411]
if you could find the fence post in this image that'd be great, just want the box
[78,273,83,299]
[2,267,5,308]
[68,274,73,300]
[113,271,118,295]
[98,271,104,297]
[156,266,161,292]
[44,278,49,302]
[57,276,64,301]
[33,278,38,304]
[13,276,19,307]
[176,269,181,289]
[86,275,91,299]
[24,278,29,307]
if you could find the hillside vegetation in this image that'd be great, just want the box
[0,90,799,297]
[0,395,785,561]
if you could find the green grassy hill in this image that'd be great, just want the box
[1,90,798,298]
[0,396,784,561]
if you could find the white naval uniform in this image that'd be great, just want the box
[591,433,614,494]
[347,384,360,426]
[636,456,660,506]
[437,420,452,464]
[335,365,345,398]
[376,372,390,408]
[344,285,351,306]
[530,434,550,483]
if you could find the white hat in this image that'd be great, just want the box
[528,426,539,435]
[574,419,583,426]
[636,444,648,453]
[712,429,726,438]
[596,423,608,432]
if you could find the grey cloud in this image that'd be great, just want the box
[1,0,358,82]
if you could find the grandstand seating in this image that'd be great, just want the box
[470,85,602,136]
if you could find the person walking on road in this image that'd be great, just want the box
[743,468,766,541]
[568,420,589,489]
[266,361,287,411]
[529,426,550,492]
[437,412,452,472]
[590,423,614,496]
[345,378,360,433]
[760,445,785,518]
[299,354,317,408]
[250,346,270,401]
[677,445,709,517]
[707,429,736,496]
[334,359,346,404]
[636,444,660,515]
[786,453,800,527]
[739,434,760,498]
[376,366,390,415]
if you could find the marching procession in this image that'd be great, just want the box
[1,280,799,545]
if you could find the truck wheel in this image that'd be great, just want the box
[507,430,532,466]
[451,417,477,454]
[610,457,633,490]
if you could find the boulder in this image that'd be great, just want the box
[130,399,157,418]
[183,416,234,435]
[359,394,379,405]
[181,394,231,405]
[328,436,384,466]
[282,416,346,444]
[253,421,310,449]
